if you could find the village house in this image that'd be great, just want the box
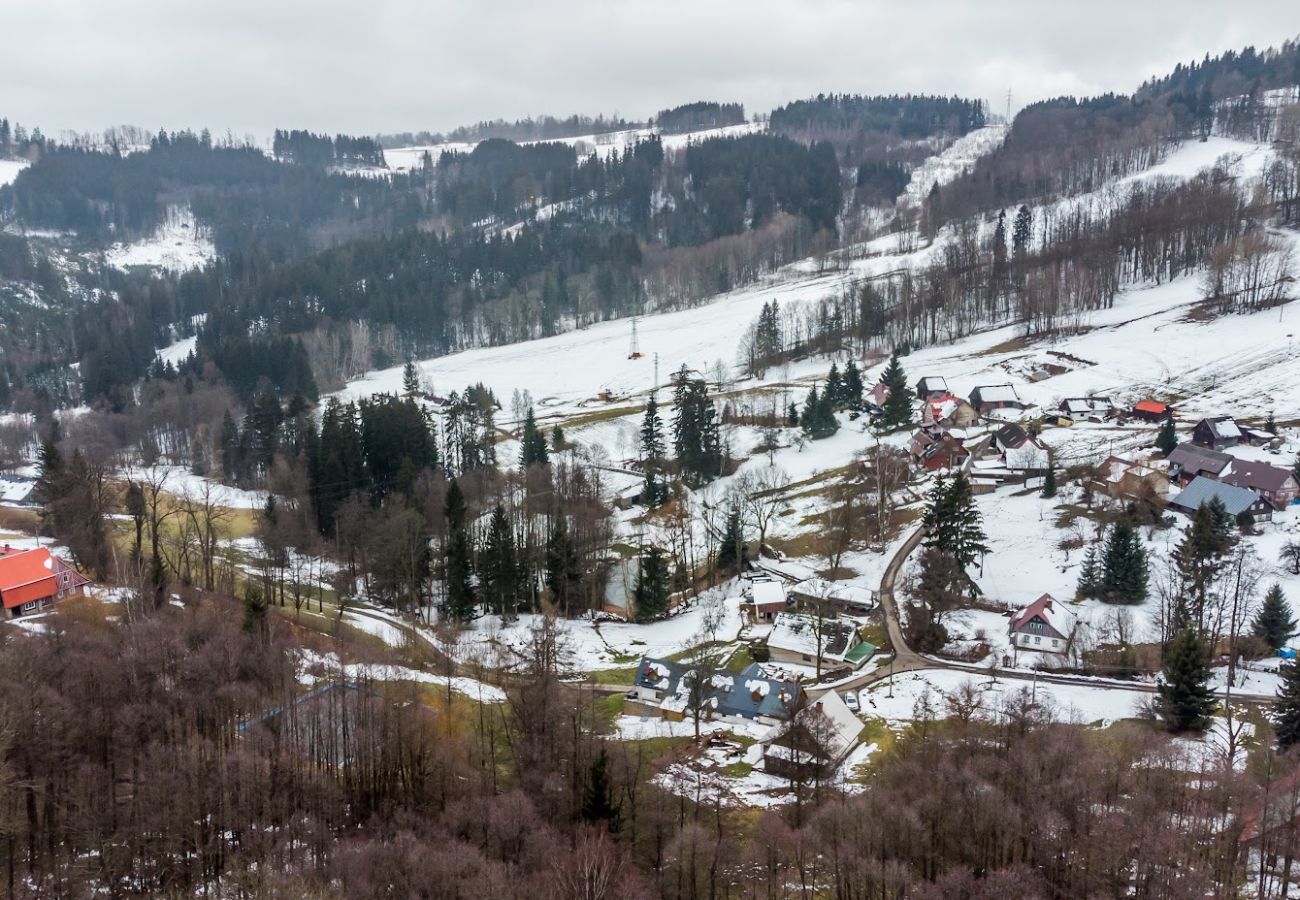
[915,376,950,400]
[1008,593,1076,655]
[919,392,979,428]
[631,656,802,724]
[864,381,890,413]
[763,611,876,673]
[1220,460,1299,510]
[1059,395,1116,421]
[0,546,90,618]
[993,423,1050,475]
[761,689,861,779]
[1167,442,1233,486]
[789,577,877,616]
[968,384,1029,415]
[742,576,790,623]
[1192,416,1245,450]
[1130,399,1172,422]
[909,429,969,472]
[1169,476,1274,523]
[1093,455,1170,504]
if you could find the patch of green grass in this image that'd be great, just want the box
[722,761,754,778]
[610,542,639,559]
[595,692,627,729]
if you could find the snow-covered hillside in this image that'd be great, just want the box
[0,158,29,189]
[900,124,1007,208]
[105,206,215,273]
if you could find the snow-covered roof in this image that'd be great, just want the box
[766,612,861,662]
[762,689,861,761]
[747,578,787,608]
[1170,476,1262,517]
[1004,440,1049,471]
[0,477,34,504]
[970,384,1021,405]
[789,577,876,610]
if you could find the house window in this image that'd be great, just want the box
[1033,635,1041,645]
[1050,639,1059,648]
[801,654,812,662]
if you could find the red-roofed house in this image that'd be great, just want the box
[919,393,978,428]
[0,546,89,617]
[1131,399,1171,422]
[1008,593,1076,654]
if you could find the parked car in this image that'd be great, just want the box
[843,691,859,712]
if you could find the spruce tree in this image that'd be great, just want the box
[545,518,582,613]
[1100,519,1149,605]
[843,358,864,408]
[787,402,799,427]
[1172,501,1230,627]
[715,506,747,574]
[1156,627,1215,733]
[1076,543,1100,601]
[519,406,549,468]
[634,545,670,622]
[1041,459,1057,498]
[1266,410,1279,435]
[640,397,665,465]
[947,472,989,575]
[443,481,477,621]
[551,425,565,450]
[642,470,668,508]
[825,363,844,407]
[880,351,912,429]
[1253,583,1295,652]
[1155,415,1177,456]
[581,747,622,832]
[1012,204,1032,260]
[480,505,519,616]
[1275,659,1300,748]
[402,360,420,395]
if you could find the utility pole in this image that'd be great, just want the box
[1005,89,1012,125]
[653,352,659,396]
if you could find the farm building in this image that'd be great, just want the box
[1169,477,1274,522]
[761,689,861,779]
[1167,443,1233,486]
[1131,399,1171,422]
[1059,396,1116,420]
[1220,461,1299,510]
[968,384,1029,415]
[742,577,790,623]
[764,612,875,673]
[915,376,950,399]
[789,577,877,615]
[919,393,979,428]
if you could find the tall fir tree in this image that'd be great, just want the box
[1156,627,1215,733]
[633,545,671,622]
[825,363,844,407]
[880,351,912,429]
[1275,659,1300,748]
[545,517,583,613]
[715,506,747,574]
[402,360,420,395]
[1253,583,1295,652]
[443,480,477,621]
[581,747,622,832]
[843,358,864,408]
[1076,543,1100,601]
[1040,459,1057,498]
[640,397,665,465]
[480,505,519,616]
[1172,500,1231,627]
[1012,204,1032,261]
[1100,519,1149,605]
[1155,415,1178,456]
[519,406,550,468]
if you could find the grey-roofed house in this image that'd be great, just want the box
[915,376,949,399]
[1169,476,1273,522]
[1166,442,1233,486]
[764,612,876,672]
[631,656,801,725]
[969,384,1028,414]
[1192,416,1244,451]
[1221,461,1299,509]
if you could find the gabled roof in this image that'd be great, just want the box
[994,422,1030,449]
[1197,416,1242,440]
[763,689,860,761]
[970,384,1022,406]
[715,663,801,719]
[922,392,965,423]
[1133,399,1170,416]
[634,656,687,692]
[1222,460,1296,494]
[1170,476,1264,517]
[916,376,949,393]
[0,547,63,609]
[1167,442,1232,477]
[1009,593,1074,641]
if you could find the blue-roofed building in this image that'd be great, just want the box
[630,655,802,725]
[1169,476,1273,522]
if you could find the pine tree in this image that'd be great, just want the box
[634,545,671,622]
[1012,205,1032,260]
[1266,410,1279,435]
[642,469,668,508]
[991,209,1008,288]
[1253,584,1295,652]
[947,472,989,575]
[581,747,622,832]
[1076,543,1100,601]
[545,518,582,613]
[843,359,864,409]
[1172,501,1230,627]
[443,481,477,621]
[551,425,565,450]
[715,506,746,574]
[825,363,844,407]
[1275,659,1300,748]
[519,406,549,468]
[402,360,420,395]
[880,351,912,429]
[640,397,665,465]
[480,505,519,617]
[1155,415,1178,456]
[787,402,799,427]
[1041,459,1057,498]
[1100,519,1149,605]
[1157,627,1215,732]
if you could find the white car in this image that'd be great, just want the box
[843,691,859,712]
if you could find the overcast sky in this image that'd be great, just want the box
[3,1,1297,141]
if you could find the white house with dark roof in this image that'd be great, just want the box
[1008,594,1076,654]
